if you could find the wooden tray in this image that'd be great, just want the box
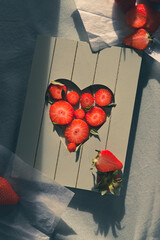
[16,36,142,190]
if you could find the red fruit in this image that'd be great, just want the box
[95,89,112,107]
[126,4,160,33]
[67,143,76,152]
[80,93,94,109]
[74,109,85,119]
[49,100,74,125]
[49,84,67,100]
[66,91,80,106]
[65,119,89,145]
[0,177,19,205]
[123,28,151,50]
[115,0,136,13]
[85,106,106,127]
[93,150,123,172]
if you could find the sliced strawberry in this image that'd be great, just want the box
[115,0,136,13]
[126,4,160,33]
[95,89,112,107]
[93,150,123,173]
[80,93,94,109]
[74,109,85,120]
[0,177,19,205]
[65,119,89,145]
[67,143,76,152]
[66,91,80,106]
[85,106,106,127]
[123,28,151,50]
[49,84,67,100]
[49,100,74,125]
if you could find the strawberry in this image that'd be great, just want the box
[123,28,151,50]
[115,0,136,13]
[49,83,67,100]
[66,91,80,106]
[92,150,123,173]
[85,106,106,127]
[49,100,74,125]
[80,93,94,109]
[67,143,76,152]
[0,177,19,205]
[95,89,112,107]
[74,109,85,119]
[126,4,160,33]
[65,119,89,144]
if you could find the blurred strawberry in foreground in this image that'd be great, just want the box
[65,119,89,145]
[92,150,123,172]
[123,28,152,50]
[126,4,160,33]
[115,0,136,13]
[49,100,74,125]
[0,177,19,205]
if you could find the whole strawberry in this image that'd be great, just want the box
[123,28,151,50]
[85,106,106,127]
[66,91,80,106]
[92,150,123,172]
[49,83,67,100]
[95,89,113,107]
[80,93,94,109]
[115,0,136,13]
[0,177,19,205]
[126,4,160,33]
[49,100,74,125]
[65,119,89,145]
[74,109,85,120]
[67,143,76,152]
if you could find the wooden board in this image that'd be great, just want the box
[16,36,142,190]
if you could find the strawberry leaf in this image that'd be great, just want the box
[85,105,94,111]
[76,143,82,152]
[107,103,117,108]
[51,80,64,86]
[90,129,99,136]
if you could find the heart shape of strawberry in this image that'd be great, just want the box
[46,79,115,152]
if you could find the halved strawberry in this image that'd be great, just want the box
[49,84,67,100]
[95,89,112,107]
[0,177,19,205]
[49,100,74,125]
[80,93,94,109]
[74,109,85,120]
[66,91,80,106]
[92,150,123,172]
[67,143,76,152]
[85,106,106,127]
[126,4,160,33]
[123,28,151,50]
[65,119,89,145]
[115,0,136,13]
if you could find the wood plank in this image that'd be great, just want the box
[34,38,78,178]
[54,41,98,187]
[106,48,142,167]
[16,36,56,166]
[76,47,122,190]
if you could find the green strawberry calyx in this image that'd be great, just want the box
[95,170,123,196]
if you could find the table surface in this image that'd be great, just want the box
[0,1,160,240]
